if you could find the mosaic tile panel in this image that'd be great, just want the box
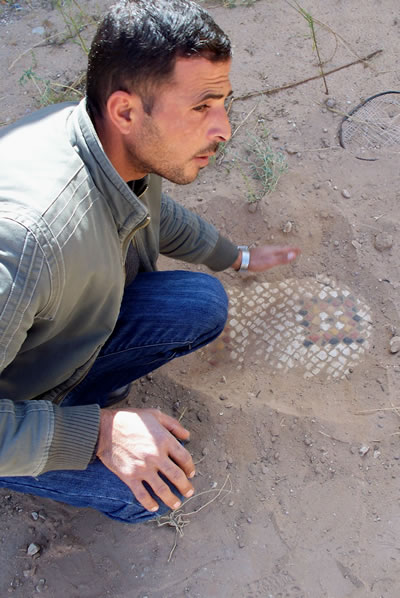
[205,276,372,380]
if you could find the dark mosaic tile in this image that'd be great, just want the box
[353,314,362,322]
[299,309,308,316]
[343,337,353,345]
[301,320,310,327]
[303,340,314,347]
[329,338,339,345]
[356,338,365,344]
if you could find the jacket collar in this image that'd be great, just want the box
[67,99,149,232]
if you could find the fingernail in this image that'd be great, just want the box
[173,501,181,510]
[188,470,195,478]
[288,251,296,261]
[185,489,194,498]
[149,505,159,512]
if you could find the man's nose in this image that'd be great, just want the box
[209,107,231,143]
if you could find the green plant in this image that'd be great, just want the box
[19,60,84,107]
[240,130,288,202]
[287,1,329,94]
[55,0,94,54]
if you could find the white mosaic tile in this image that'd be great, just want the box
[204,276,372,381]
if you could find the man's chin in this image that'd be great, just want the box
[161,165,202,186]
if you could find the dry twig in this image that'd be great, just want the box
[232,50,382,103]
[155,475,232,562]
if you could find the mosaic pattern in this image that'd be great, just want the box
[205,276,372,380]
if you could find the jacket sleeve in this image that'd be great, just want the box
[0,218,99,476]
[159,193,239,271]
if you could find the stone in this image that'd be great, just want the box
[247,202,257,213]
[341,189,351,199]
[374,232,393,251]
[27,543,40,557]
[282,221,293,234]
[351,240,362,250]
[359,445,370,457]
[32,26,45,35]
[326,97,336,108]
[390,336,400,353]
[35,579,47,593]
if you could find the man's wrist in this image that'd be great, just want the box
[233,245,250,271]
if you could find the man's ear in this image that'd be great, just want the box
[105,91,143,135]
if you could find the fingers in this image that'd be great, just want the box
[130,479,161,512]
[157,410,191,441]
[169,438,196,479]
[130,458,194,512]
[276,246,301,264]
[248,245,301,272]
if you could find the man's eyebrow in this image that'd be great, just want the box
[194,89,233,103]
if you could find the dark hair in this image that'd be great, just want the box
[86,0,231,120]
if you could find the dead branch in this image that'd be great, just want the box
[232,49,383,103]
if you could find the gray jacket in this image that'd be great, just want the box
[0,100,238,476]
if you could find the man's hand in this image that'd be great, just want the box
[232,245,300,272]
[96,408,195,512]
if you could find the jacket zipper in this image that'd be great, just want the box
[54,213,151,406]
[122,213,150,264]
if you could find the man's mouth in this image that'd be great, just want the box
[194,144,219,164]
[194,154,212,165]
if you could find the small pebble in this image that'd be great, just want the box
[359,445,370,457]
[390,336,400,353]
[27,543,40,557]
[341,189,351,199]
[326,97,336,108]
[351,240,362,250]
[35,579,46,593]
[32,26,45,35]
[247,202,257,214]
[374,232,393,251]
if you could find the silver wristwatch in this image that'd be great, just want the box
[237,245,250,271]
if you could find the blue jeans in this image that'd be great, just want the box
[0,271,228,524]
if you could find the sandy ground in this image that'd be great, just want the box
[1,1,400,596]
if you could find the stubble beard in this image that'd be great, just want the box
[125,122,220,185]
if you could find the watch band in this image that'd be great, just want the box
[237,245,250,271]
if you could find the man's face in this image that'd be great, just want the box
[124,56,232,184]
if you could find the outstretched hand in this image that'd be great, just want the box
[233,245,300,272]
[96,407,195,512]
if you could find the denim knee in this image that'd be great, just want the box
[195,274,228,333]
